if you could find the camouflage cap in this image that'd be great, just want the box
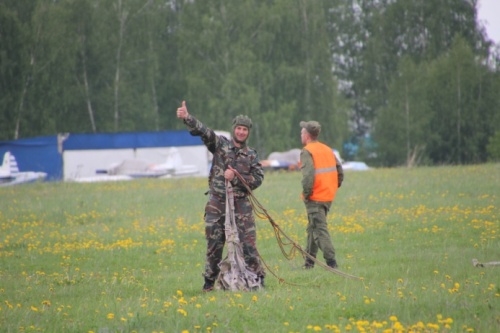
[232,115,253,129]
[300,120,321,137]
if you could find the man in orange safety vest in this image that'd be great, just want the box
[299,121,344,269]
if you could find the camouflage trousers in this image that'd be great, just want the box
[203,193,265,281]
[304,200,336,262]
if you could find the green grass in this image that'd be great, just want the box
[1,164,499,332]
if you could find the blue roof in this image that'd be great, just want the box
[63,130,202,150]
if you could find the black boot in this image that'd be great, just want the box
[202,277,214,292]
[303,257,315,269]
[326,259,338,269]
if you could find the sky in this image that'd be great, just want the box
[477,0,500,44]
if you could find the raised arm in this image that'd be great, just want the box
[176,100,219,153]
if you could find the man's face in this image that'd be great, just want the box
[301,128,309,145]
[233,125,249,144]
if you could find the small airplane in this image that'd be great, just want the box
[342,161,371,171]
[261,149,302,171]
[73,147,199,183]
[0,151,47,186]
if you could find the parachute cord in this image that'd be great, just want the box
[229,167,361,281]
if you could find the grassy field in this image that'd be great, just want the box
[0,164,499,333]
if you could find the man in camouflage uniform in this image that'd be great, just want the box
[299,120,344,270]
[176,101,265,292]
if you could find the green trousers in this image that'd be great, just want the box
[304,200,336,262]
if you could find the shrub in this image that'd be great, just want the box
[486,131,500,161]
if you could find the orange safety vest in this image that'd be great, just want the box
[304,142,339,202]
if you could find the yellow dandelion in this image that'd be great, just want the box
[31,306,38,312]
[427,323,440,330]
[393,322,403,330]
[107,313,114,319]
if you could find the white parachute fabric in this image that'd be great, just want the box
[215,181,261,291]
[472,258,500,267]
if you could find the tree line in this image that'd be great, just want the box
[1,0,499,166]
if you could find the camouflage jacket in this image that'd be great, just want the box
[183,114,264,198]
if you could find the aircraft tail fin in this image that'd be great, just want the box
[8,152,20,174]
[0,152,9,174]
[1,152,12,177]
[1,152,20,175]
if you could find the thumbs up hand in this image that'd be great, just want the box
[176,100,189,119]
